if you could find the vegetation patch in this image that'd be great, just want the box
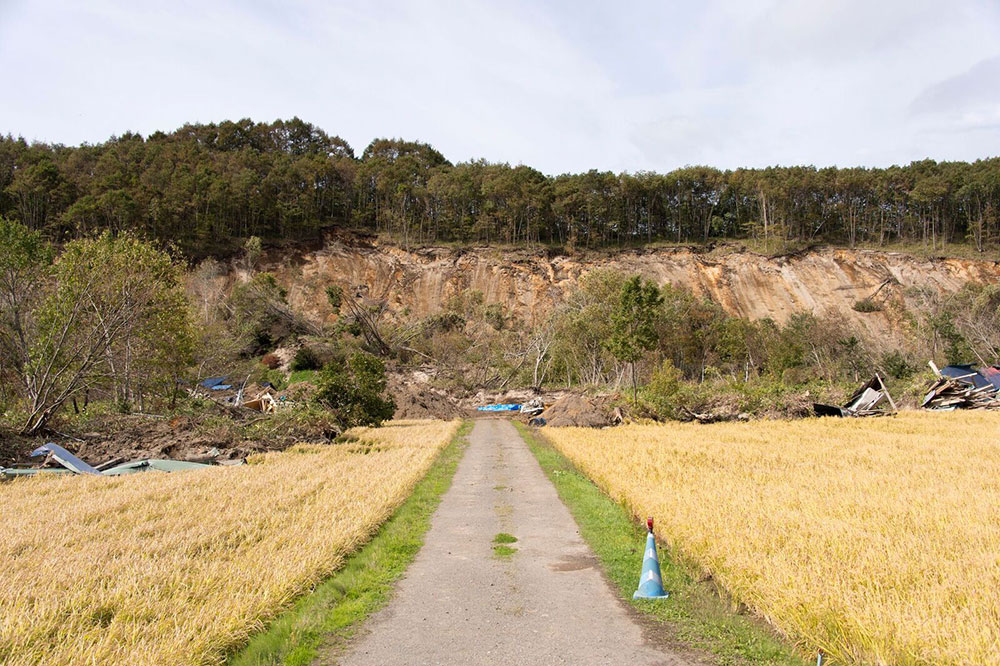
[493,532,518,544]
[852,298,881,312]
[492,544,517,559]
[517,423,806,666]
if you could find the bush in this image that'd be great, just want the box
[880,350,917,379]
[641,360,686,420]
[853,298,881,313]
[290,346,323,372]
[260,352,281,370]
[316,352,396,428]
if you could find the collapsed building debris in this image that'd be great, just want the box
[0,442,238,479]
[519,399,545,417]
[922,362,1000,411]
[813,375,896,417]
[191,377,289,412]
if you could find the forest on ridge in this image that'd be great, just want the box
[2,117,1000,257]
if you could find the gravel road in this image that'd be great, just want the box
[335,419,690,665]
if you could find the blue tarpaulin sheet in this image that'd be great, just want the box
[200,376,227,388]
[477,404,522,412]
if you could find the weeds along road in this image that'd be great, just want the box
[335,419,688,666]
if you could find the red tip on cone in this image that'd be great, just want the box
[646,516,654,533]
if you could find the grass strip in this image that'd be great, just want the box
[227,421,472,666]
[516,423,808,666]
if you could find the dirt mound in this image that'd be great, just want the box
[71,415,268,466]
[389,378,465,420]
[540,394,621,428]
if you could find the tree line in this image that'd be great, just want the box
[2,117,1000,256]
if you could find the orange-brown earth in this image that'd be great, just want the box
[261,239,1000,338]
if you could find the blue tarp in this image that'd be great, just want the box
[211,384,233,391]
[477,404,522,412]
[200,376,227,389]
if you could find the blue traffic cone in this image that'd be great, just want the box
[633,517,670,600]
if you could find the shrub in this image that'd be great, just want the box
[853,298,881,313]
[316,352,396,428]
[881,350,917,379]
[641,360,686,420]
[290,346,322,372]
[260,352,281,370]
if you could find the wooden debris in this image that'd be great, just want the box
[921,377,1000,410]
[813,375,896,418]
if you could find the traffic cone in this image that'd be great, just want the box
[633,517,670,600]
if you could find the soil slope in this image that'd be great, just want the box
[264,239,1000,338]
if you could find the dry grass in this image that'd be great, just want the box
[0,419,460,666]
[542,412,1000,665]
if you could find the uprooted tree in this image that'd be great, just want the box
[0,219,194,434]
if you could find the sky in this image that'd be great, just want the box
[0,0,998,175]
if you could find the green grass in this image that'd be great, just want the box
[516,423,809,666]
[226,421,472,666]
[493,532,518,544]
[287,369,318,385]
[492,544,517,559]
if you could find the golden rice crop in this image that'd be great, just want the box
[0,418,460,666]
[542,411,1000,665]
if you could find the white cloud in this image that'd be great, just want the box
[1,0,998,173]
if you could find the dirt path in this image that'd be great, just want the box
[334,419,690,665]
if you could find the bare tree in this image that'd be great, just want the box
[0,224,193,434]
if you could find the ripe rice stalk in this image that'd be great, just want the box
[0,419,460,666]
[542,412,1000,666]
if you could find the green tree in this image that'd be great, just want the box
[1,227,193,433]
[316,352,396,428]
[605,276,663,403]
[0,218,52,408]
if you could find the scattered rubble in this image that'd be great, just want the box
[922,362,1000,411]
[0,442,234,479]
[189,378,291,411]
[814,375,896,418]
[519,399,545,417]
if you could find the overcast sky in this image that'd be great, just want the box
[1,0,998,174]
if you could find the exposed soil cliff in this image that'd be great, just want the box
[264,239,1000,338]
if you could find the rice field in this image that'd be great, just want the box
[0,419,461,666]
[541,411,1000,666]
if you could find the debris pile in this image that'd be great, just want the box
[922,363,1000,411]
[0,442,239,479]
[191,377,289,412]
[390,385,464,420]
[519,398,545,417]
[814,375,896,417]
[536,394,622,428]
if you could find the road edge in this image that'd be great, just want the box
[517,423,808,666]
[226,420,473,666]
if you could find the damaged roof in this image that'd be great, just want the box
[939,364,994,390]
[0,443,236,479]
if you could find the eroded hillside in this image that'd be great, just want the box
[263,239,1000,338]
